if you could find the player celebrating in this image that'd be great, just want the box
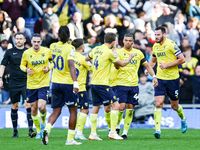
[41,26,81,145]
[146,26,187,139]
[0,33,36,138]
[115,34,158,140]
[20,34,53,139]
[71,38,92,140]
[85,32,134,140]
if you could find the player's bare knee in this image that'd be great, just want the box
[11,103,18,110]
[171,104,178,111]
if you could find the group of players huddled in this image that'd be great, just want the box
[0,25,187,145]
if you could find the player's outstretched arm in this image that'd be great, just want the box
[114,53,134,69]
[143,62,158,87]
[68,59,79,95]
[0,65,6,88]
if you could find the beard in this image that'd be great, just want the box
[156,36,164,43]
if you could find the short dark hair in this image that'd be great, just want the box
[31,33,42,40]
[155,26,166,34]
[58,26,70,43]
[15,32,26,38]
[124,33,133,38]
[71,38,84,50]
[183,45,192,52]
[104,32,116,44]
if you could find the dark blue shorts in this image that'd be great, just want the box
[111,86,119,101]
[115,86,139,105]
[77,91,89,109]
[51,83,78,108]
[91,85,117,106]
[155,78,180,101]
[26,87,49,103]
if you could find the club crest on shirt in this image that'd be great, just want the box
[174,45,179,50]
[41,53,45,57]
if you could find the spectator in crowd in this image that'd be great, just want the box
[53,0,71,26]
[133,11,146,33]
[145,42,154,81]
[143,22,155,42]
[179,36,190,52]
[180,65,200,104]
[0,11,12,39]
[3,0,27,25]
[180,45,199,75]
[189,0,200,20]
[42,21,60,47]
[156,3,179,33]
[83,36,101,56]
[0,35,9,104]
[23,0,40,18]
[150,3,163,30]
[182,17,199,50]
[174,14,186,46]
[161,24,176,42]
[134,73,155,122]
[195,37,200,62]
[119,16,135,46]
[42,3,59,32]
[103,0,125,19]
[143,0,164,21]
[133,29,148,51]
[13,17,32,40]
[179,68,194,104]
[0,34,9,62]
[86,14,105,39]
[67,12,84,41]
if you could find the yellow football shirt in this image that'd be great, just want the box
[88,44,119,85]
[50,41,76,84]
[109,63,119,87]
[74,52,92,92]
[153,38,182,80]
[180,57,198,75]
[116,48,147,86]
[20,47,53,89]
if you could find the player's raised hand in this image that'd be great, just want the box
[152,77,158,87]
[26,68,34,75]
[159,62,168,69]
[43,66,50,73]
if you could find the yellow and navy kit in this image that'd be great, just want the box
[74,52,92,92]
[116,48,147,86]
[88,44,119,85]
[153,38,182,80]
[179,57,198,75]
[50,41,76,84]
[20,47,53,89]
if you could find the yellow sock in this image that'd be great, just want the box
[177,104,185,119]
[67,129,75,141]
[32,114,41,133]
[90,114,98,133]
[154,108,162,130]
[76,112,81,129]
[104,111,111,129]
[111,110,119,132]
[124,109,133,131]
[117,111,124,125]
[77,112,87,132]
[40,112,47,124]
[45,123,52,134]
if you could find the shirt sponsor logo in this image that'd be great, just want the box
[31,60,45,65]
[157,52,166,57]
[129,60,137,64]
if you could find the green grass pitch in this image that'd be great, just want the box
[0,128,200,150]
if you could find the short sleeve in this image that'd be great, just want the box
[170,42,182,56]
[109,50,119,63]
[67,46,75,60]
[1,50,9,66]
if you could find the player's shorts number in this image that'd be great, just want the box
[52,54,64,70]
